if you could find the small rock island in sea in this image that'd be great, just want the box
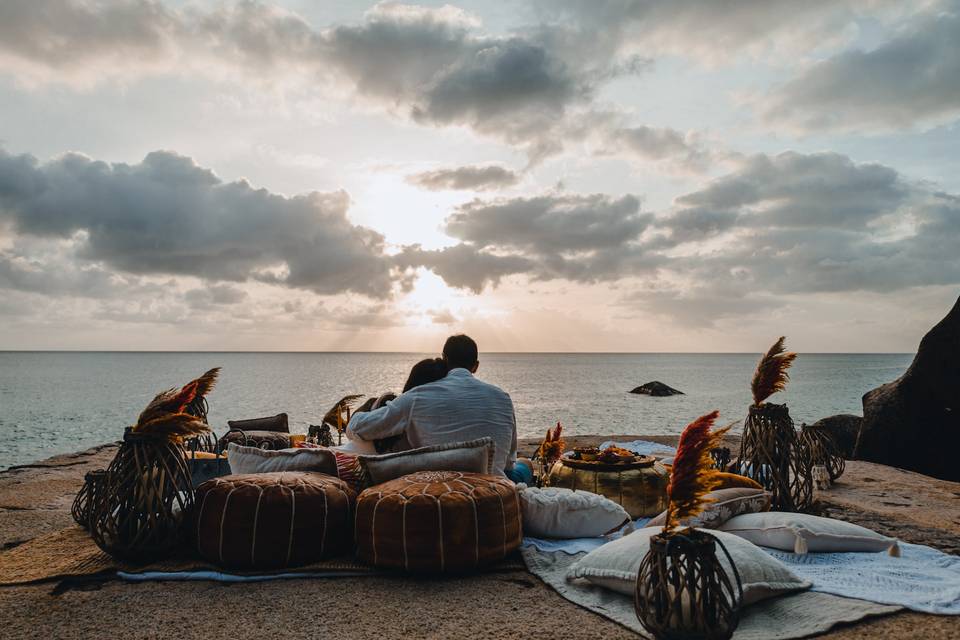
[629,381,684,396]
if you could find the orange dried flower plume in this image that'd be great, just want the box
[133,379,210,441]
[751,336,797,405]
[664,410,731,533]
[537,422,566,463]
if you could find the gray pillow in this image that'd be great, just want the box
[226,443,338,476]
[358,437,495,486]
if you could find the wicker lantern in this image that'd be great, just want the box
[737,338,813,513]
[635,412,742,640]
[739,403,813,512]
[88,372,215,562]
[71,469,107,530]
[798,423,845,482]
[635,530,743,640]
[89,428,195,562]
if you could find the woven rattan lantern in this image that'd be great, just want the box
[737,338,813,513]
[635,530,743,640]
[89,428,195,561]
[798,423,845,482]
[89,371,216,562]
[635,412,743,640]
[739,403,813,512]
[71,469,107,530]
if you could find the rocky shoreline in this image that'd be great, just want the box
[1,438,958,639]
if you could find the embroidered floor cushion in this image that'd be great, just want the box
[355,471,521,572]
[195,472,356,570]
[218,430,291,451]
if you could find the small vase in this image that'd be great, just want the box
[89,428,194,562]
[635,529,742,640]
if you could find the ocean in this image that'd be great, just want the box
[0,352,912,471]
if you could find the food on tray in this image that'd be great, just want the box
[573,446,600,461]
[597,446,637,463]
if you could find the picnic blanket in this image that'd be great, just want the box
[522,546,901,640]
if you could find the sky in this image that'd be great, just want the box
[0,0,958,352]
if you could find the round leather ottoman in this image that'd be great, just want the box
[355,471,521,572]
[195,472,355,569]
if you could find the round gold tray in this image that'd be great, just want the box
[560,454,656,472]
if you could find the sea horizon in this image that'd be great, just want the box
[0,351,913,471]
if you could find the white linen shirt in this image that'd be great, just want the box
[346,368,518,476]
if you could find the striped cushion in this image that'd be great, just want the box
[195,472,356,570]
[355,471,521,573]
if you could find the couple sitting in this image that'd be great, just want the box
[346,334,534,484]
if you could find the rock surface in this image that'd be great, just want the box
[629,381,684,396]
[856,296,960,481]
[2,440,959,640]
[810,414,863,458]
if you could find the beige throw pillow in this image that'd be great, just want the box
[519,486,631,539]
[358,437,495,486]
[719,513,901,555]
[226,443,337,476]
[646,488,770,530]
[567,526,811,605]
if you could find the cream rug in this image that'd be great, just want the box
[522,547,902,640]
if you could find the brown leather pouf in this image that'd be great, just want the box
[355,471,521,572]
[195,472,355,570]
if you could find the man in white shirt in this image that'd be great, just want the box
[346,335,532,482]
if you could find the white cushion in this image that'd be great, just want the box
[567,526,810,605]
[519,486,630,539]
[718,512,900,555]
[226,443,337,476]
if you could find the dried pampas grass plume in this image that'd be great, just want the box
[751,336,797,405]
[664,410,731,533]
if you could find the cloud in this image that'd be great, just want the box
[0,148,396,297]
[604,125,714,173]
[619,287,785,328]
[758,4,960,132]
[184,283,249,309]
[667,152,909,235]
[401,193,662,290]
[0,1,670,164]
[427,308,457,324]
[540,0,912,63]
[407,164,520,191]
[658,151,960,297]
[397,244,534,293]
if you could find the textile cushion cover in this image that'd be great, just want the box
[719,512,901,555]
[195,472,356,569]
[218,430,291,451]
[355,470,521,572]
[519,486,630,538]
[226,443,338,477]
[646,488,770,530]
[227,413,289,433]
[357,437,495,486]
[568,526,811,605]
